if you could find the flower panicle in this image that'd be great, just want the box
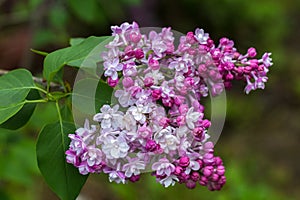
[66,21,273,190]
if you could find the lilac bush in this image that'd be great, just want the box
[66,21,273,191]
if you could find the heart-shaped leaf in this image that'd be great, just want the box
[72,78,113,116]
[0,69,35,124]
[0,89,40,130]
[43,36,110,84]
[69,38,85,46]
[36,122,88,200]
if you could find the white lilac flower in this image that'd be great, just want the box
[108,170,126,184]
[159,134,180,154]
[122,158,146,177]
[148,31,167,58]
[102,136,130,159]
[160,81,175,98]
[194,28,209,44]
[103,58,123,80]
[111,21,139,36]
[152,158,175,176]
[135,89,152,105]
[178,137,192,156]
[66,21,274,191]
[93,105,123,129]
[75,119,97,142]
[169,58,189,73]
[185,107,203,129]
[154,126,173,143]
[184,160,200,174]
[159,175,179,187]
[114,89,133,107]
[145,70,164,85]
[176,126,189,138]
[121,112,137,131]
[82,147,103,167]
[127,104,151,124]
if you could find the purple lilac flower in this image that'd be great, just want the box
[103,58,123,80]
[66,21,273,191]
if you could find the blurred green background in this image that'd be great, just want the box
[0,0,299,199]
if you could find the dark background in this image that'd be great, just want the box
[0,0,299,199]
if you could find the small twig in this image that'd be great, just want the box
[0,68,61,88]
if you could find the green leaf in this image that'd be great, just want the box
[95,80,113,112]
[43,36,110,84]
[0,89,40,130]
[60,97,74,123]
[0,103,25,124]
[72,78,113,116]
[0,69,35,107]
[36,122,88,200]
[0,69,35,124]
[69,38,85,46]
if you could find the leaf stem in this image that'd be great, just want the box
[25,99,48,104]
[56,100,63,126]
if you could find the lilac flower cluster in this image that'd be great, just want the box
[66,22,273,190]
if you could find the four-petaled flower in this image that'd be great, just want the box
[103,58,123,80]
[93,105,123,129]
[185,107,203,129]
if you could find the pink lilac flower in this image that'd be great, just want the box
[93,105,123,129]
[66,21,273,190]
[152,158,175,176]
[122,158,146,177]
[103,58,123,80]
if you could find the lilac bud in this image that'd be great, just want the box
[191,172,200,182]
[198,64,207,74]
[249,59,258,69]
[145,140,157,152]
[211,173,220,182]
[185,180,196,189]
[247,47,257,57]
[159,117,170,128]
[214,157,223,165]
[129,174,140,182]
[174,166,183,175]
[179,104,189,115]
[129,32,142,43]
[174,96,184,105]
[225,73,234,80]
[151,89,162,100]
[202,166,213,177]
[162,97,173,107]
[192,127,204,141]
[216,166,225,176]
[134,48,144,59]
[180,172,190,181]
[179,156,190,167]
[107,77,118,87]
[186,32,196,43]
[184,77,195,88]
[199,176,208,186]
[176,116,186,126]
[201,119,211,128]
[219,37,229,45]
[211,48,221,60]
[144,77,154,87]
[149,58,160,70]
[122,77,134,88]
[196,159,203,169]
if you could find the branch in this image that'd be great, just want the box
[0,69,61,89]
